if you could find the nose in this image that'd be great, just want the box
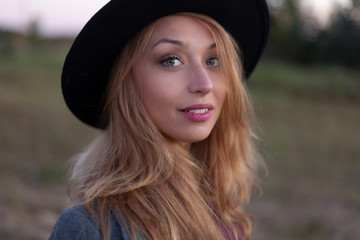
[188,65,213,94]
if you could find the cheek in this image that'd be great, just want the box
[134,74,179,120]
[142,86,169,110]
[215,78,228,107]
[135,69,182,106]
[140,78,174,104]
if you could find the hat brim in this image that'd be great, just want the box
[62,0,270,128]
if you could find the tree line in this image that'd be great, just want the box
[1,0,360,68]
[264,0,360,67]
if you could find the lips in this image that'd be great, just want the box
[179,104,214,112]
[179,104,213,122]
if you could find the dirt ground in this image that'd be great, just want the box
[1,49,359,239]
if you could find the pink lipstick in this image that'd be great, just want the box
[179,104,213,122]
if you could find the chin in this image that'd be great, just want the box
[175,131,212,144]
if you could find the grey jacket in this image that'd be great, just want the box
[49,205,147,240]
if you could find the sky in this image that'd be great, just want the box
[0,0,352,37]
[300,0,351,25]
[0,0,109,36]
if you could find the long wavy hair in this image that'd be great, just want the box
[69,12,263,240]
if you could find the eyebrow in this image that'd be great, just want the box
[152,38,185,49]
[151,38,216,50]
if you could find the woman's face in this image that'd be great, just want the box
[133,15,227,147]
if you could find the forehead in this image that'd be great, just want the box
[148,15,214,45]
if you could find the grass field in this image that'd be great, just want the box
[1,40,359,239]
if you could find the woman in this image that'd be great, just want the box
[50,0,270,239]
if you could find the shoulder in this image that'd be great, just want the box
[48,205,126,240]
[48,205,102,240]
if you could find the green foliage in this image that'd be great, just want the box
[318,8,360,66]
[250,61,360,99]
[266,0,360,67]
[0,29,16,56]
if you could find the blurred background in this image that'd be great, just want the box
[0,0,359,239]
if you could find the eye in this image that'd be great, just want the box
[206,57,219,67]
[160,55,182,67]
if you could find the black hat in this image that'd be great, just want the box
[62,0,270,128]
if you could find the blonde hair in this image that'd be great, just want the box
[69,12,262,240]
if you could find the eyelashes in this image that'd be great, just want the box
[159,55,183,67]
[158,54,220,67]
